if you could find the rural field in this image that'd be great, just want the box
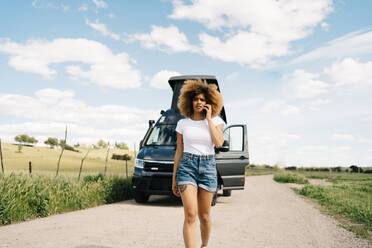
[0,142,135,177]
[0,142,135,226]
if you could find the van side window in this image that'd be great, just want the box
[223,126,244,151]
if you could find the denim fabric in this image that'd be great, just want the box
[176,152,217,192]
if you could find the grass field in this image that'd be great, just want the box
[276,171,372,241]
[0,142,135,178]
[0,142,135,225]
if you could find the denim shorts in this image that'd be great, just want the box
[176,152,217,192]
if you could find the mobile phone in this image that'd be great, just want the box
[203,106,207,116]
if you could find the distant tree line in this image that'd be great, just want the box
[284,165,372,173]
[13,134,130,153]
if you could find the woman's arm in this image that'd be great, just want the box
[207,121,224,148]
[172,132,184,196]
[204,104,224,148]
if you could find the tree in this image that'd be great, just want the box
[14,134,38,144]
[115,142,129,150]
[44,137,58,148]
[14,134,38,152]
[74,143,80,148]
[59,139,66,148]
[97,139,107,148]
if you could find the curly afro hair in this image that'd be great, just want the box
[178,79,223,118]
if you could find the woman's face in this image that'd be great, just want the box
[192,93,206,115]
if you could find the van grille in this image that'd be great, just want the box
[144,161,174,172]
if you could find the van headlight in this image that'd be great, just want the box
[134,159,144,169]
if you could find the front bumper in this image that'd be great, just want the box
[132,174,173,195]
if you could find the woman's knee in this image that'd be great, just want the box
[185,210,198,224]
[199,212,210,225]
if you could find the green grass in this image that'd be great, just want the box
[0,142,135,225]
[0,142,134,177]
[0,172,133,225]
[273,172,309,184]
[281,171,372,241]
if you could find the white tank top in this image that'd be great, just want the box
[175,116,225,155]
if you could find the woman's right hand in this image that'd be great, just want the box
[172,178,180,197]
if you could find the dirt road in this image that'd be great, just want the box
[0,175,370,248]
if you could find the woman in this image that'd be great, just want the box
[172,79,225,248]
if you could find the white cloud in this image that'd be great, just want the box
[292,29,372,64]
[331,134,356,141]
[0,121,148,148]
[324,58,372,87]
[0,38,141,89]
[262,100,300,115]
[321,22,329,31]
[85,18,120,40]
[170,0,333,66]
[31,1,69,11]
[92,0,107,8]
[127,25,198,53]
[150,70,181,89]
[331,134,372,144]
[78,4,88,11]
[286,69,329,98]
[0,88,158,144]
[307,99,332,111]
[198,31,287,66]
[0,88,158,129]
[0,89,158,146]
[61,4,69,11]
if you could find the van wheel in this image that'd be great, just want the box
[134,191,149,203]
[211,191,217,206]
[223,189,231,197]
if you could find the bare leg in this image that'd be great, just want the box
[198,188,214,247]
[179,185,198,248]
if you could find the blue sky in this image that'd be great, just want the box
[1,0,372,167]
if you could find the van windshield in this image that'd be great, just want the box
[145,124,177,146]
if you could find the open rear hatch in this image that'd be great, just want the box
[168,75,227,123]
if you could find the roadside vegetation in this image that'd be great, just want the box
[245,164,280,176]
[274,169,372,241]
[273,172,309,184]
[0,141,135,226]
[0,172,132,225]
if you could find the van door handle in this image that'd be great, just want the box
[239,156,248,159]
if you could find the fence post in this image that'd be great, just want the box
[0,139,4,174]
[104,142,110,177]
[56,126,68,176]
[126,160,128,179]
[29,161,32,177]
[78,148,90,181]
[134,142,136,160]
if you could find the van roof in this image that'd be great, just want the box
[168,75,227,123]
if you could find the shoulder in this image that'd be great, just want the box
[176,118,188,127]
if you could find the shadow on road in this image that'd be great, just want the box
[118,195,183,207]
[117,193,230,207]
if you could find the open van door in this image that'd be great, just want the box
[215,124,249,190]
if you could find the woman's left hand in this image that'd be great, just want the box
[204,104,212,120]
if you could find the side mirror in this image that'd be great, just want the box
[219,140,229,152]
[139,139,143,149]
[149,120,155,127]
